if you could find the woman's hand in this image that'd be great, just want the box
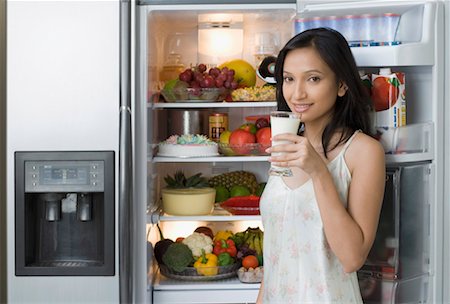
[266,133,327,177]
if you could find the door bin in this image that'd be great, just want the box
[358,163,431,303]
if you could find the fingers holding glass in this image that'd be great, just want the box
[268,111,301,177]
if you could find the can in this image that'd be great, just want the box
[209,113,228,142]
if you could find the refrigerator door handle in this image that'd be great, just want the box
[119,0,132,303]
[119,106,132,303]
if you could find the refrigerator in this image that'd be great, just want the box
[3,1,145,303]
[1,1,447,304]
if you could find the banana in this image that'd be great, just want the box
[259,231,264,254]
[243,228,251,244]
[253,233,262,256]
[247,232,256,251]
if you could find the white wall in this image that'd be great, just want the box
[0,0,6,301]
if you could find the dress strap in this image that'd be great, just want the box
[342,130,361,154]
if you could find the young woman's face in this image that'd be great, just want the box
[282,46,347,125]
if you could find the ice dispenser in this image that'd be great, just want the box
[358,163,431,303]
[15,151,115,276]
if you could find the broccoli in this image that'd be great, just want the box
[162,242,194,272]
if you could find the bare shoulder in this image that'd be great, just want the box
[346,132,385,172]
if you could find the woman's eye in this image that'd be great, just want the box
[309,76,320,82]
[283,76,293,82]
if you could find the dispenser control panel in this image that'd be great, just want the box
[25,160,105,192]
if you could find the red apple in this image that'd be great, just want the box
[229,129,256,155]
[255,117,270,129]
[256,127,271,154]
[256,127,271,145]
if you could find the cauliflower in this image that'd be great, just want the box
[182,232,213,257]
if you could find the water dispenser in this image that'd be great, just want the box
[15,151,115,276]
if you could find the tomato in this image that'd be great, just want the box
[242,255,259,269]
[371,77,399,112]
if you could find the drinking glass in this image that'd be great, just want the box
[268,111,301,177]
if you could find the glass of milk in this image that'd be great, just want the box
[268,111,301,177]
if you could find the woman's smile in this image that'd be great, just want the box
[293,103,312,113]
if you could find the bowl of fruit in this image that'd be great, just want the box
[219,117,271,156]
[161,64,237,103]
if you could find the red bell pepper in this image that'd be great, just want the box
[213,239,237,257]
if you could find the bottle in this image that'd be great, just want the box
[159,53,185,82]
[371,68,406,128]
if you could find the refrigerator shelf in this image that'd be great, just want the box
[352,43,433,67]
[385,152,433,164]
[152,155,269,163]
[299,1,437,67]
[153,271,260,304]
[149,210,261,223]
[152,154,433,164]
[154,271,260,291]
[152,101,276,109]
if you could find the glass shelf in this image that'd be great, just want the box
[148,209,261,224]
[151,101,276,109]
[152,155,269,163]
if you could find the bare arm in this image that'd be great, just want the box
[256,279,264,304]
[311,135,385,272]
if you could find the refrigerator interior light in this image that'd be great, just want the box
[198,13,243,66]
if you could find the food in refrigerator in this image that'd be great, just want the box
[161,171,215,216]
[220,195,261,216]
[208,171,259,195]
[371,68,406,128]
[154,226,264,283]
[231,85,276,101]
[157,134,219,157]
[237,266,264,284]
[209,112,229,142]
[162,188,216,216]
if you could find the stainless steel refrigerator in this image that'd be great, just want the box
[3,1,145,303]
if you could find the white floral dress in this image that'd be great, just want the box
[260,131,363,304]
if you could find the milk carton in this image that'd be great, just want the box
[371,68,406,128]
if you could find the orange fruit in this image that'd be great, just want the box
[242,255,259,269]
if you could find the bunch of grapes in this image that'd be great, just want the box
[179,63,239,90]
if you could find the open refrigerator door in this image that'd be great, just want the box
[295,0,444,303]
[135,0,445,303]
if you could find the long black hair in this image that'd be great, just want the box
[275,27,372,158]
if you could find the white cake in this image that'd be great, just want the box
[158,134,219,157]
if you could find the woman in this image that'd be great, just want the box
[257,28,385,303]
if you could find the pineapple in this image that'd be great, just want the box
[208,171,259,194]
[164,170,209,189]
